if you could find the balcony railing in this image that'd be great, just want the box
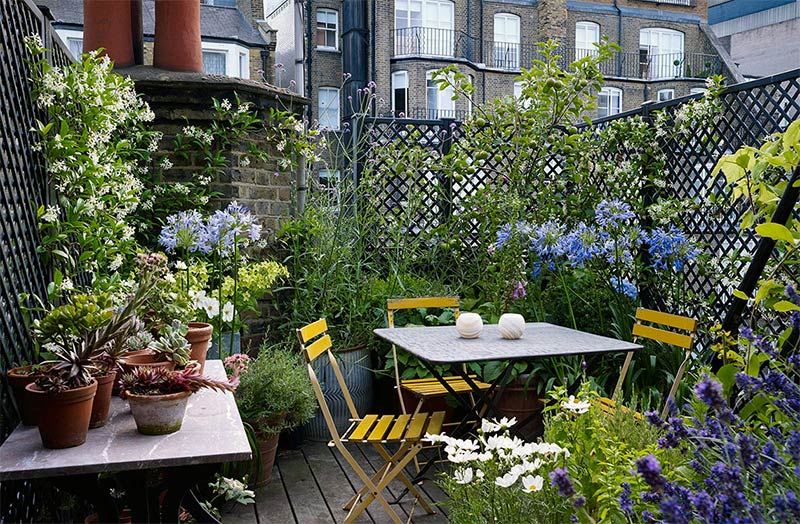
[393,29,721,80]
[406,107,470,120]
[394,27,478,62]
[634,0,695,6]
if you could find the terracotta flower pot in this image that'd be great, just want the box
[89,371,117,429]
[126,390,191,435]
[27,380,97,449]
[496,376,544,441]
[6,366,43,426]
[251,432,280,487]
[153,0,203,72]
[82,0,135,67]
[120,352,176,373]
[185,322,213,374]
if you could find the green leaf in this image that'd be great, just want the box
[755,222,794,243]
[773,300,800,312]
[715,364,738,397]
[732,289,750,301]
[783,119,800,149]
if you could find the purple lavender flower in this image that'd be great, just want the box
[549,467,576,497]
[159,210,210,253]
[694,375,727,412]
[636,455,666,492]
[619,482,634,516]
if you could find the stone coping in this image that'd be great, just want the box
[0,361,251,481]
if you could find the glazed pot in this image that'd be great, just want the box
[185,322,213,373]
[126,390,191,435]
[89,371,117,429]
[250,432,280,487]
[496,375,544,441]
[6,366,43,426]
[82,0,135,67]
[26,380,97,449]
[153,0,203,72]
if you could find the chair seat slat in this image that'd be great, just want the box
[366,415,395,442]
[425,411,446,437]
[349,414,379,441]
[405,413,429,441]
[387,297,459,311]
[386,414,411,441]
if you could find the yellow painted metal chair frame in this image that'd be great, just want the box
[297,319,445,524]
[601,308,698,419]
[387,297,492,419]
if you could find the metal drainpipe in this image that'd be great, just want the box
[261,49,269,82]
[480,0,485,103]
[371,0,377,111]
[306,0,313,123]
[614,0,622,77]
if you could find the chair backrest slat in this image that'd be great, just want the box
[299,318,328,344]
[632,323,694,349]
[635,308,697,332]
[305,334,332,362]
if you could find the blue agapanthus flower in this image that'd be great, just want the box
[595,199,635,229]
[562,222,608,267]
[610,276,638,300]
[528,221,566,277]
[645,226,700,271]
[495,223,514,250]
[159,210,211,253]
[206,201,262,256]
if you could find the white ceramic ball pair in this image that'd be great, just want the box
[456,313,525,339]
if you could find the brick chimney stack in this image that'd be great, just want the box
[538,0,568,44]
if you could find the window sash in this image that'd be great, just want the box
[317,10,338,49]
[598,88,622,117]
[318,88,340,130]
[575,22,599,52]
[202,51,227,75]
[392,72,408,116]
[494,14,520,43]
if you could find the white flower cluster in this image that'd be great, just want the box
[183,126,213,146]
[425,417,569,492]
[190,290,235,323]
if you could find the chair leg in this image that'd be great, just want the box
[343,441,420,511]
[662,350,691,419]
[409,397,425,473]
[373,443,435,515]
[336,444,406,524]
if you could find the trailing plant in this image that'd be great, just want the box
[120,366,235,396]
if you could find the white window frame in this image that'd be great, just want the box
[318,87,341,131]
[54,29,85,60]
[639,28,685,79]
[426,70,455,119]
[575,21,600,58]
[201,41,252,79]
[689,87,707,96]
[391,71,409,117]
[316,8,339,50]
[657,89,675,102]
[597,87,622,118]
[493,13,521,69]
[395,0,454,56]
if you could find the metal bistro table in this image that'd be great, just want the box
[0,361,251,523]
[374,322,642,436]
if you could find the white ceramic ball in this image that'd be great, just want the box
[498,313,525,339]
[456,312,483,339]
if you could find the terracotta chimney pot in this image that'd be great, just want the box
[153,0,204,72]
[82,0,135,67]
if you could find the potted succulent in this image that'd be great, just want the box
[120,367,234,435]
[225,346,315,486]
[5,362,51,425]
[28,281,153,448]
[120,321,192,374]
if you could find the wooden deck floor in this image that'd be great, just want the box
[223,442,450,524]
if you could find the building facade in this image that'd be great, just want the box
[265,0,737,129]
[709,0,799,80]
[38,0,277,82]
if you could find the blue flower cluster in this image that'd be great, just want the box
[644,226,701,272]
[159,202,261,257]
[610,276,638,300]
[595,199,635,229]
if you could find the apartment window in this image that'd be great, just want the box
[202,0,237,5]
[202,51,227,75]
[640,28,684,79]
[316,9,338,50]
[513,81,523,99]
[318,87,340,130]
[395,0,454,56]
[66,37,83,59]
[392,71,409,117]
[493,13,520,69]
[239,52,249,79]
[597,87,622,118]
[690,87,707,96]
[426,70,454,119]
[575,21,599,58]
[657,89,675,102]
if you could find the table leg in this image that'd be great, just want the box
[160,464,220,524]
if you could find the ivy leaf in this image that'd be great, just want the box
[755,223,794,243]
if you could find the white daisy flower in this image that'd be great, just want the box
[454,467,474,485]
[203,297,219,319]
[561,395,591,414]
[222,302,234,323]
[521,475,544,492]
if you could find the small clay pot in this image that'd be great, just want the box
[120,352,176,374]
[251,432,280,487]
[89,371,117,429]
[27,380,97,449]
[6,366,43,425]
[126,390,191,435]
[185,322,213,374]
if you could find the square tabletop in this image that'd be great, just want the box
[0,360,251,481]
[374,322,642,364]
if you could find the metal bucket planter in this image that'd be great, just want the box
[208,331,241,361]
[304,345,373,441]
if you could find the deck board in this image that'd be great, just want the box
[227,442,450,524]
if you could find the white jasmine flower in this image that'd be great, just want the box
[221,98,232,111]
[240,156,251,167]
[521,475,544,492]
[561,395,591,414]
[109,254,123,271]
[60,277,74,291]
[160,157,173,170]
[41,205,60,223]
[222,302,234,323]
[175,260,188,270]
[454,467,474,485]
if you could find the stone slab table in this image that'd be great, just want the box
[0,360,251,523]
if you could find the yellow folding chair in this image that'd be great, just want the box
[597,307,697,419]
[297,319,445,524]
[387,297,492,421]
